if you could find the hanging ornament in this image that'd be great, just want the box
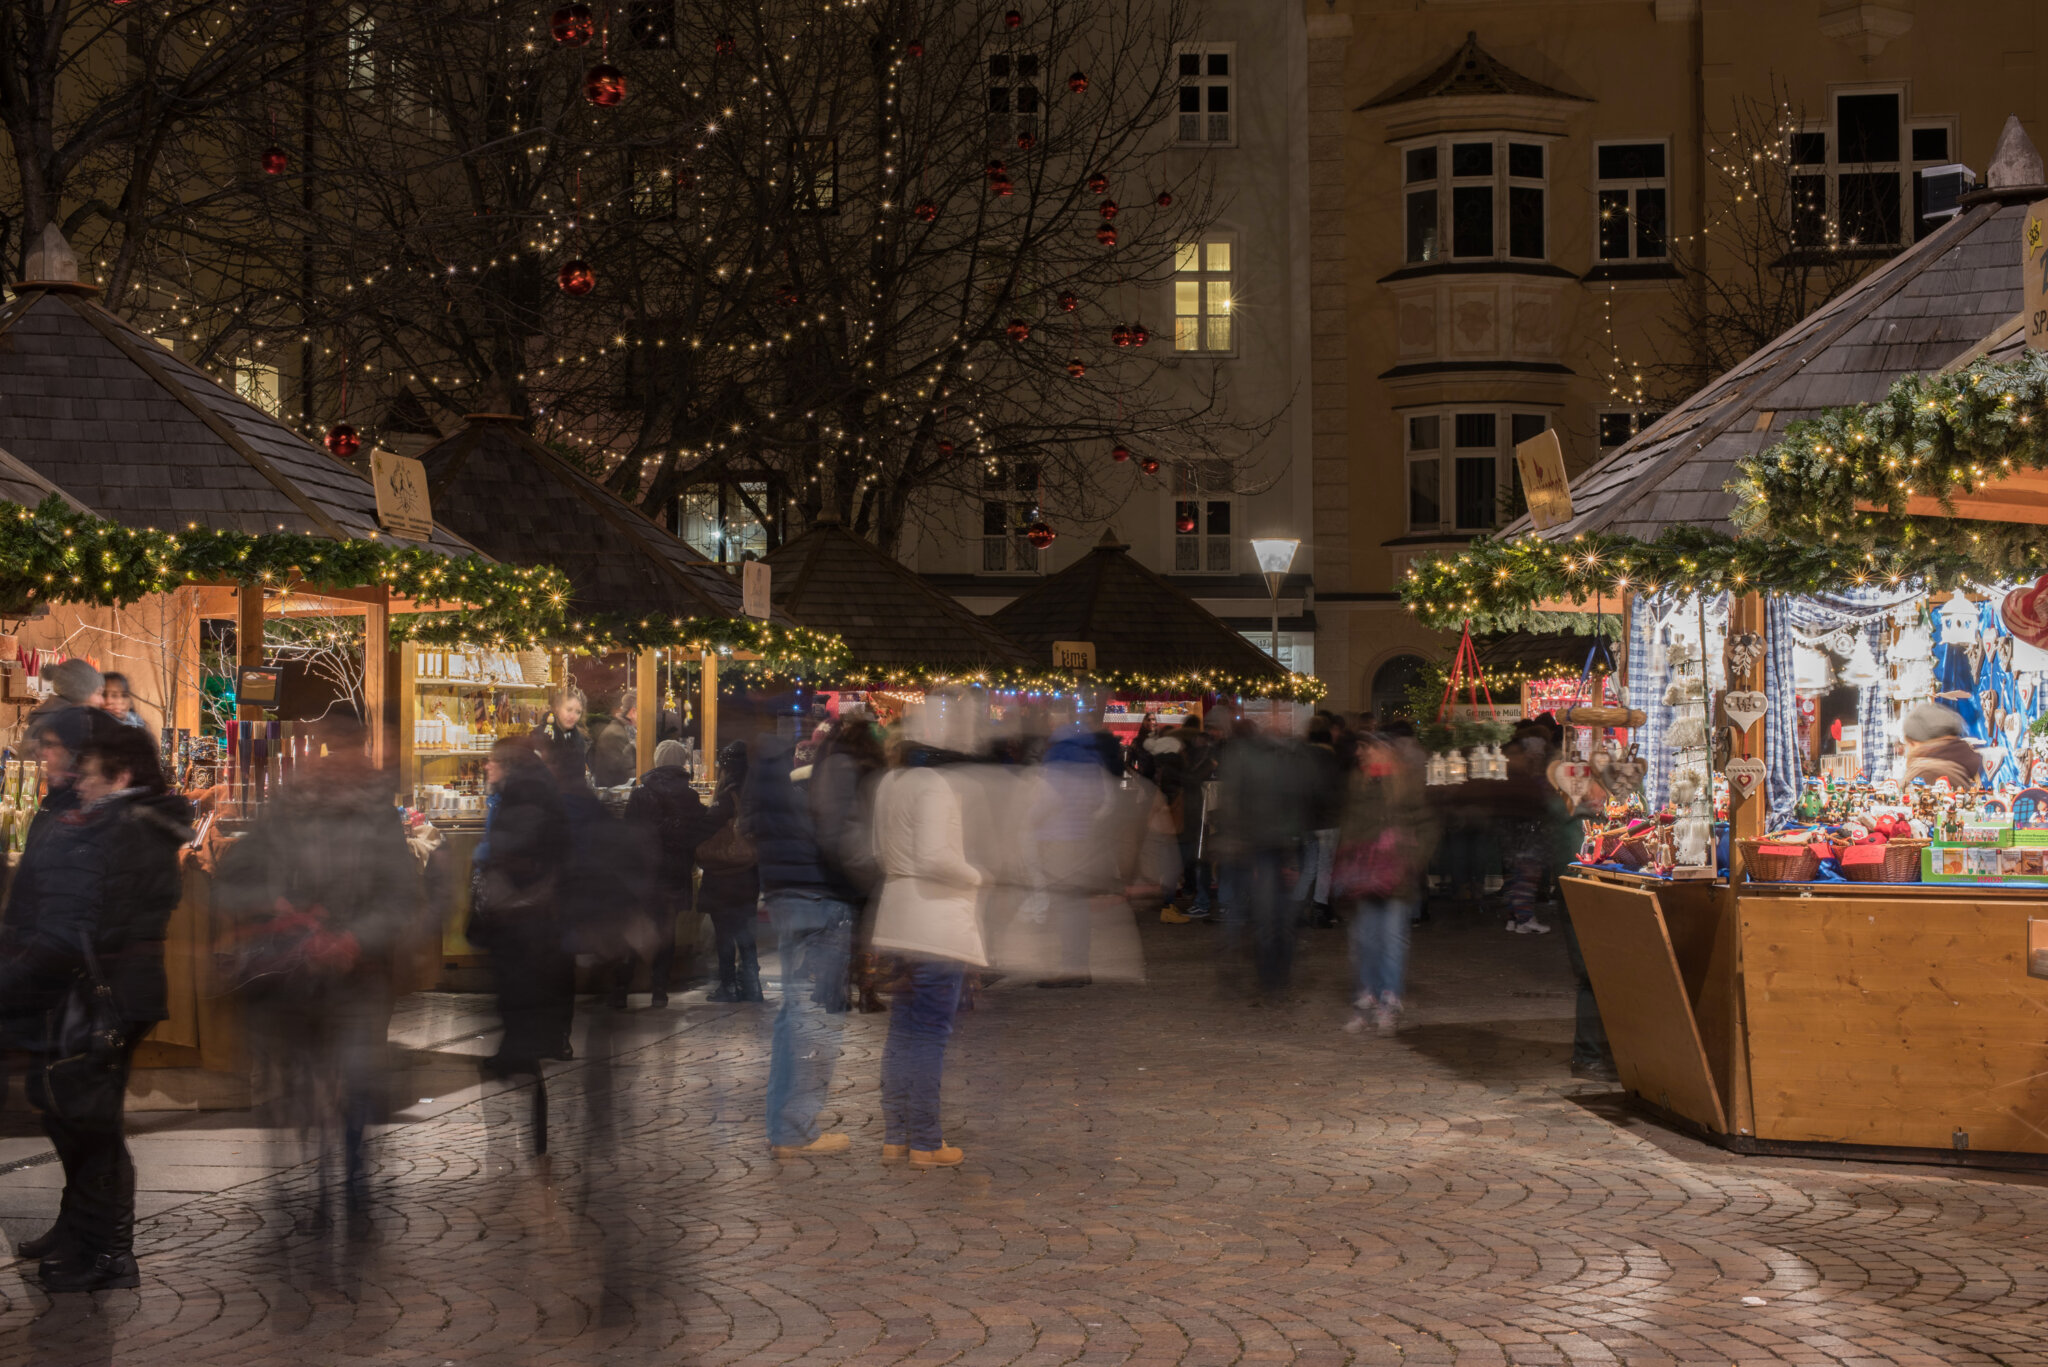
[1086,172,1108,194]
[557,259,596,296]
[1841,634,1883,687]
[906,39,924,57]
[1176,507,1197,534]
[550,3,594,44]
[1128,323,1149,348]
[777,286,801,308]
[1155,190,1173,207]
[1067,71,1088,93]
[1016,131,1036,151]
[1066,357,1087,378]
[1111,324,1132,347]
[994,178,1015,198]
[912,199,938,223]
[1004,9,1022,28]
[324,424,360,459]
[1026,520,1056,549]
[1138,454,1161,474]
[937,439,955,456]
[583,63,626,106]
[261,145,288,175]
[1098,199,1119,219]
[1111,442,1131,463]
[1095,225,1117,246]
[1005,319,1031,342]
[714,32,737,55]
[1057,292,1079,312]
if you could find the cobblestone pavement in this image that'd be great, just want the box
[3,908,2048,1365]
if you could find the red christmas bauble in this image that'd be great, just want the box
[986,160,1007,178]
[906,39,924,57]
[1004,9,1022,28]
[1087,172,1108,194]
[1098,198,1119,219]
[1155,190,1173,207]
[1016,131,1036,151]
[261,145,288,176]
[777,286,801,308]
[912,200,938,222]
[1005,319,1031,342]
[1066,357,1086,378]
[1067,71,1088,93]
[550,3,593,45]
[1111,443,1131,463]
[557,259,596,295]
[583,63,626,106]
[937,439,955,455]
[1057,292,1079,312]
[1025,520,1055,549]
[1176,508,1197,534]
[1129,323,1149,347]
[1111,324,1132,347]
[324,424,360,459]
[994,178,1014,197]
[1138,454,1160,475]
[714,33,737,55]
[1095,225,1117,246]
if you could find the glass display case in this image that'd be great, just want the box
[398,644,557,821]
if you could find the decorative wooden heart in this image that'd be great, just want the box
[1547,758,1595,805]
[1966,640,1985,678]
[1724,757,1766,800]
[1723,689,1768,731]
[1726,632,1766,680]
[1999,636,2016,673]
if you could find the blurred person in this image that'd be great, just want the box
[1500,737,1557,936]
[744,729,865,1157]
[870,715,988,1167]
[1213,716,1313,1003]
[470,737,573,1074]
[1337,723,1435,1036]
[215,717,421,1216]
[588,690,638,789]
[697,740,763,1003]
[0,714,191,1291]
[1296,720,1347,929]
[615,739,717,1007]
[1015,725,1124,986]
[1169,716,1220,921]
[815,720,889,1013]
[97,673,147,729]
[24,658,103,751]
[531,684,590,787]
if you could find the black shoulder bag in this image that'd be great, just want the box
[34,933,129,1123]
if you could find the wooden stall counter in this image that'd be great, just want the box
[1564,868,2048,1165]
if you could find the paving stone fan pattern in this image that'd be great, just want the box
[3,921,2047,1365]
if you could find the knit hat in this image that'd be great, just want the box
[652,739,691,770]
[44,658,102,705]
[1902,700,1966,743]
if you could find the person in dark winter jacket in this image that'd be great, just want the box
[472,737,574,1073]
[698,740,762,1002]
[1296,723,1348,927]
[612,739,718,1006]
[0,714,192,1292]
[743,731,866,1155]
[1213,720,1314,1002]
[587,690,638,789]
[531,685,591,789]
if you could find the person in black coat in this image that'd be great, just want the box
[0,715,191,1292]
[472,737,574,1074]
[613,739,718,1007]
[531,685,591,787]
[698,740,762,1002]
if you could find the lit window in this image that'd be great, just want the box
[1401,134,1547,264]
[1594,142,1669,261]
[231,360,281,418]
[1175,44,1233,146]
[347,7,377,92]
[1173,239,1233,353]
[676,482,773,564]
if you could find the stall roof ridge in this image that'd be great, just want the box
[1504,199,2025,544]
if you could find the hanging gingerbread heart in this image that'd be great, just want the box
[1547,758,1595,806]
[1722,689,1768,732]
[1726,631,1766,681]
[2001,575,2048,650]
[1966,640,1985,679]
[1724,756,1766,800]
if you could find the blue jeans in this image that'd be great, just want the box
[1348,899,1413,1005]
[763,890,855,1148]
[880,960,966,1150]
[1221,848,1295,994]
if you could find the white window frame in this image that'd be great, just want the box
[1404,412,1444,534]
[1171,236,1236,356]
[1403,407,1554,534]
[1171,462,1236,574]
[1174,43,1235,148]
[1399,133,1551,265]
[1592,139,1671,263]
[985,48,1042,149]
[230,358,281,418]
[1790,89,1957,250]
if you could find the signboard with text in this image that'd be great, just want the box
[1052,640,1096,670]
[1514,428,1574,530]
[2027,197,2048,350]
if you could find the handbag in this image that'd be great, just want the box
[695,818,755,873]
[36,933,128,1124]
[1333,827,1415,901]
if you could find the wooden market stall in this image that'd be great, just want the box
[1408,119,2048,1164]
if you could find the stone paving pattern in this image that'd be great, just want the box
[1,912,2046,1365]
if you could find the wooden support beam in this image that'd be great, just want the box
[236,582,265,722]
[700,651,719,773]
[1728,592,1769,879]
[635,649,657,777]
[362,589,390,770]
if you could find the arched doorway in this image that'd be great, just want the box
[1370,653,1430,721]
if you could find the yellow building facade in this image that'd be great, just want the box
[1307,0,2047,713]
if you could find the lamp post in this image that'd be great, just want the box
[1249,537,1300,663]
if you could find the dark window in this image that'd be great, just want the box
[1640,410,1666,429]
[1207,52,1227,76]
[1206,83,1228,112]
[1793,131,1827,165]
[1014,461,1040,490]
[1451,185,1493,256]
[1635,187,1667,256]
[1453,412,1497,448]
[1507,142,1543,178]
[1791,173,1828,247]
[990,54,1012,78]
[982,501,1008,536]
[1016,84,1039,114]
[1451,141,1492,177]
[1454,456,1497,529]
[1206,500,1231,535]
[626,0,673,49]
[1408,459,1440,527]
[1836,93,1900,163]
[1598,143,1665,180]
[628,147,676,218]
[1179,52,1200,77]
[1508,185,1544,258]
[1510,413,1549,446]
[1912,126,1949,161]
[1839,170,1900,244]
[1598,412,1636,447]
[1408,415,1440,450]
[1405,146,1437,183]
[1405,189,1438,262]
[991,86,1012,113]
[1179,85,1200,112]
[1597,188,1631,259]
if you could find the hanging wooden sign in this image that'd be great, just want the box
[1513,428,1573,531]
[2026,197,2048,349]
[371,450,434,542]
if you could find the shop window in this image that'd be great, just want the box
[231,359,281,418]
[1402,134,1547,264]
[676,481,774,564]
[1595,141,1669,261]
[626,0,673,50]
[791,136,837,213]
[1173,239,1233,353]
[1175,44,1233,146]
[987,52,1040,148]
[1790,91,1955,249]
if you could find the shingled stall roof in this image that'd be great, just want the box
[762,517,1031,671]
[992,529,1285,683]
[416,414,795,626]
[0,284,475,557]
[1505,119,2048,546]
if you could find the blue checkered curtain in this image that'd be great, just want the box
[1629,592,1674,809]
[1860,616,1889,782]
[1766,598,1802,828]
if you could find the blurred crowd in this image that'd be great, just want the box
[0,674,1612,1294]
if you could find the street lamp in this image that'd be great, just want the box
[1249,537,1300,662]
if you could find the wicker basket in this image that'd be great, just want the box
[1840,838,1929,883]
[516,649,552,686]
[1738,839,1821,883]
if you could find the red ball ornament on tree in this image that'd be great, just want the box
[1005,319,1031,342]
[1098,198,1119,219]
[1155,190,1173,207]
[913,200,938,223]
[1004,9,1022,29]
[714,33,737,55]
[1129,323,1149,348]
[1016,131,1036,151]
[261,145,288,176]
[1057,292,1079,313]
[986,160,1007,179]
[937,439,955,456]
[324,424,360,459]
[1095,225,1117,246]
[906,39,924,57]
[583,63,626,106]
[1111,324,1132,347]
[993,178,1015,198]
[1138,454,1161,475]
[1176,507,1197,534]
[550,3,594,45]
[1067,71,1088,93]
[1025,520,1055,550]
[1086,172,1108,194]
[777,286,801,308]
[1111,442,1131,463]
[557,259,596,296]
[1066,357,1086,378]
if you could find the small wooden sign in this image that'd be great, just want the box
[371,449,434,542]
[1514,427,1573,530]
[742,560,771,619]
[237,665,280,705]
[1052,640,1096,670]
[2027,197,2048,350]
